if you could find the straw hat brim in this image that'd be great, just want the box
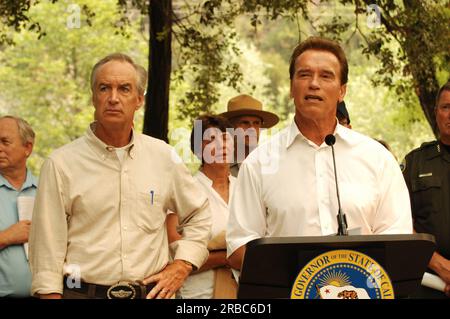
[219,109,279,128]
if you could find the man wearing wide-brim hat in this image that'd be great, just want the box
[220,94,279,177]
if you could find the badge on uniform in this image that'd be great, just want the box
[418,172,432,178]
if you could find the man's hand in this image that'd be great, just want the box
[143,259,193,299]
[0,220,31,249]
[227,245,246,270]
[429,252,450,282]
[429,252,450,297]
[445,284,450,298]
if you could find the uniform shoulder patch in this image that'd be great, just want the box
[405,140,438,159]
[419,140,438,149]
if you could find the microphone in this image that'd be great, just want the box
[325,134,348,236]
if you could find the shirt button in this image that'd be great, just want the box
[123,226,127,231]
[123,255,127,259]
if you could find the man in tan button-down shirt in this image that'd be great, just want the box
[28,53,211,299]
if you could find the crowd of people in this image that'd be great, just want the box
[0,36,449,299]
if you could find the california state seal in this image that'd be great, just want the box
[291,249,394,299]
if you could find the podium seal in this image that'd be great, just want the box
[291,249,394,299]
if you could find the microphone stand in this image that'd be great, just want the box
[325,134,348,236]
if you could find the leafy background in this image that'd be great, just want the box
[1,0,448,175]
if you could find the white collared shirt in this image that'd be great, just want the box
[194,171,236,238]
[227,121,413,256]
[180,171,236,299]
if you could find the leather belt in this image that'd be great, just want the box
[63,278,155,299]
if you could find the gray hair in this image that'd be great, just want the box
[0,115,35,145]
[90,53,147,95]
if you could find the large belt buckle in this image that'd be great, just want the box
[107,282,136,299]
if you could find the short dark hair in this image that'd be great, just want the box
[436,80,450,107]
[190,114,232,161]
[336,101,350,124]
[289,36,348,85]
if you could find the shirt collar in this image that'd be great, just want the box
[196,170,233,186]
[334,121,350,142]
[196,170,213,187]
[85,122,136,159]
[286,119,301,149]
[0,173,10,188]
[22,169,38,189]
[438,141,450,163]
[0,168,37,191]
[286,118,346,149]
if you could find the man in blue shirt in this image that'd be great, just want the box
[0,115,37,297]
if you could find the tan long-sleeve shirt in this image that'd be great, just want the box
[29,124,211,295]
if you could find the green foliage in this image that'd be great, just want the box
[0,0,446,173]
[347,64,434,161]
[165,1,245,121]
[0,0,148,175]
[164,0,440,162]
[230,3,437,160]
[0,0,59,44]
[173,25,243,120]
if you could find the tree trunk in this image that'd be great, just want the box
[144,0,172,142]
[364,0,440,137]
[402,0,439,137]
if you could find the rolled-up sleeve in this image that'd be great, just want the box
[168,163,211,270]
[29,158,68,296]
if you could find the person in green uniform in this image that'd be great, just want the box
[402,81,450,298]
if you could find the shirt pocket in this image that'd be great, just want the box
[411,176,441,217]
[134,191,165,233]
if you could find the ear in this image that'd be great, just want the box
[136,93,144,110]
[24,142,33,158]
[290,81,294,99]
[338,84,347,102]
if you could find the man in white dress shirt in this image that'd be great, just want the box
[226,37,413,270]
